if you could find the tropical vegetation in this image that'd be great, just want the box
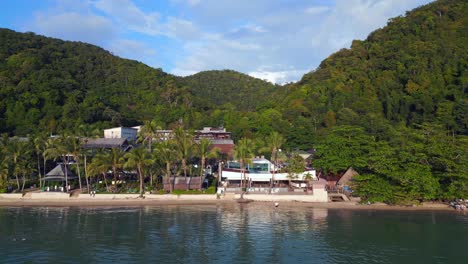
[0,0,466,203]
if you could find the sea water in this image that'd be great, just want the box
[0,204,466,263]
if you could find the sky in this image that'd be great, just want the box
[0,0,433,84]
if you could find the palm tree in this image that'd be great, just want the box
[234,138,254,192]
[0,135,10,191]
[195,138,219,190]
[88,151,111,191]
[155,140,176,192]
[124,147,153,197]
[109,148,126,183]
[138,120,161,152]
[69,136,83,190]
[303,172,314,190]
[0,156,8,191]
[173,127,193,178]
[82,148,92,193]
[44,137,72,191]
[33,134,48,188]
[5,138,31,191]
[266,132,284,193]
[18,159,34,192]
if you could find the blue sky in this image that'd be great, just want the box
[0,0,433,83]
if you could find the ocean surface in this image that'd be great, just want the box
[0,204,466,263]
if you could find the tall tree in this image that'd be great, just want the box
[124,147,153,197]
[265,132,284,193]
[69,136,83,191]
[195,138,219,189]
[33,134,47,188]
[314,126,374,175]
[155,140,176,192]
[234,138,254,191]
[173,127,193,178]
[0,156,8,191]
[286,153,305,189]
[5,138,32,190]
[88,151,111,191]
[109,148,126,183]
[44,137,72,190]
[138,119,161,152]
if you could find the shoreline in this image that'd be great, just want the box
[0,196,457,212]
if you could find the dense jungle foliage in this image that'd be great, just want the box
[178,70,282,111]
[0,0,466,202]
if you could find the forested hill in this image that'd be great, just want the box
[178,70,281,111]
[0,28,178,135]
[0,28,279,136]
[0,0,466,202]
[294,0,467,135]
[291,0,467,203]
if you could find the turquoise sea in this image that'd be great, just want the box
[0,204,466,263]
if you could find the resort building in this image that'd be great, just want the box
[194,127,235,155]
[220,157,318,193]
[104,127,138,141]
[100,126,234,155]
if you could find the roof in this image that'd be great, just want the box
[42,164,78,181]
[337,168,358,186]
[211,143,235,155]
[104,127,138,131]
[82,138,129,149]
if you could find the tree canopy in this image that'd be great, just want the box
[0,0,466,203]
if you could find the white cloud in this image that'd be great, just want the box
[26,0,434,83]
[305,6,329,15]
[163,17,200,40]
[249,69,305,85]
[31,12,116,45]
[92,0,161,35]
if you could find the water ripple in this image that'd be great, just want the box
[0,205,466,263]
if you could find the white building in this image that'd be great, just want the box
[104,127,138,141]
[221,157,317,192]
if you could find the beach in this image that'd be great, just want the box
[0,193,456,211]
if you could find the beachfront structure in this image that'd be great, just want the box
[41,164,78,192]
[162,177,205,191]
[104,127,138,141]
[132,126,235,155]
[220,157,318,193]
[194,127,235,155]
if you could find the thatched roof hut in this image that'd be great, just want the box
[42,164,78,181]
[337,168,358,186]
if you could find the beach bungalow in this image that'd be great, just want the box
[336,168,358,193]
[41,164,78,192]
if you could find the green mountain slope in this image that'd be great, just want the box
[178,70,281,111]
[286,0,467,202]
[0,28,180,135]
[0,29,278,135]
[0,0,466,202]
[294,0,467,135]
